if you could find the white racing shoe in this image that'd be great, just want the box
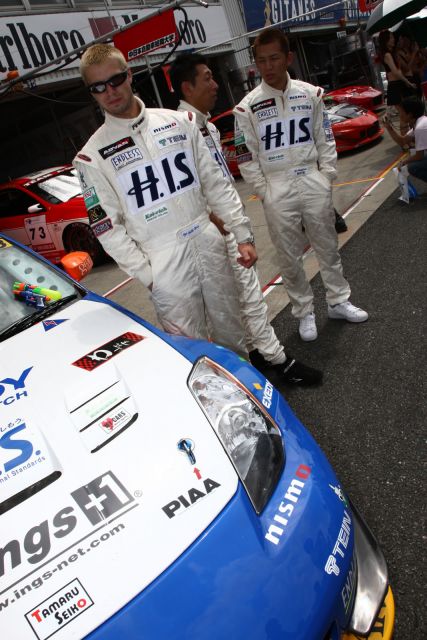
[328,301,368,323]
[299,312,318,341]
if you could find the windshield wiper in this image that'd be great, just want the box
[0,294,78,342]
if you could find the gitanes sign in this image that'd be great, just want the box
[0,6,231,76]
[241,0,369,31]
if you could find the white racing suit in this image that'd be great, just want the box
[234,77,351,319]
[73,97,252,356]
[178,100,286,365]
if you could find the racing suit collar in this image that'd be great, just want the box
[260,73,292,97]
[103,96,147,132]
[178,100,210,128]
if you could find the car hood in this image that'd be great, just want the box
[0,299,238,639]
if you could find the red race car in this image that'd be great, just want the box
[324,85,384,111]
[325,102,384,153]
[211,102,383,176]
[0,165,107,265]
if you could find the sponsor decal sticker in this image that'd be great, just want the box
[144,205,168,224]
[42,319,68,332]
[0,366,32,407]
[324,509,352,576]
[111,148,143,171]
[78,171,88,189]
[259,116,313,152]
[0,238,12,249]
[72,332,144,371]
[88,205,107,226]
[265,464,311,545]
[152,121,178,135]
[25,578,94,639]
[131,115,144,130]
[0,470,134,613]
[250,98,276,113]
[329,483,349,506]
[83,187,99,209]
[99,409,131,434]
[289,93,308,100]
[162,477,221,518]
[92,218,113,237]
[117,149,198,215]
[98,137,135,160]
[262,381,274,408]
[290,104,312,112]
[256,107,279,121]
[155,133,187,149]
[341,556,357,613]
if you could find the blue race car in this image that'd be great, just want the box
[0,234,394,640]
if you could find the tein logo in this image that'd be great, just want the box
[26,578,93,639]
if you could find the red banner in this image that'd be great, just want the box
[358,0,382,13]
[113,9,177,62]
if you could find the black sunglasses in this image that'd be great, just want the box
[88,71,128,94]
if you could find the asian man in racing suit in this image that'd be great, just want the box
[74,44,257,358]
[169,52,322,385]
[234,29,368,342]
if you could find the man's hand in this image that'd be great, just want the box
[237,242,257,268]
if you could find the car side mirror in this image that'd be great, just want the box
[60,251,93,281]
[27,203,44,214]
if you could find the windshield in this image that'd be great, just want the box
[0,236,81,335]
[26,169,82,204]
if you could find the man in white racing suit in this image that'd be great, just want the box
[234,29,368,342]
[73,44,257,357]
[169,52,322,385]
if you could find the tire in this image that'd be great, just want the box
[63,223,108,267]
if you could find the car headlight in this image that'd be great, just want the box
[188,357,284,513]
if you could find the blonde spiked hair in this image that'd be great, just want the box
[80,44,128,84]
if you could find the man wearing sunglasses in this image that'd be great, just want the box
[169,53,322,386]
[74,44,257,357]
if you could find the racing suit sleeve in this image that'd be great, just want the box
[312,89,338,183]
[73,157,153,288]
[189,120,253,244]
[232,106,267,200]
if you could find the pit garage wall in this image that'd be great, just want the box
[0,2,245,181]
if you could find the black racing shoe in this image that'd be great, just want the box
[272,356,323,386]
[334,210,348,234]
[249,349,270,372]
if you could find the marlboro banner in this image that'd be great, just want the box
[358,0,382,13]
[113,9,178,61]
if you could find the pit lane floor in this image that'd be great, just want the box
[84,135,425,638]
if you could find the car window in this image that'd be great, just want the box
[0,236,80,334]
[0,189,40,218]
[27,169,82,203]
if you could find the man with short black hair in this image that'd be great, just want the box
[169,52,323,385]
[234,28,368,342]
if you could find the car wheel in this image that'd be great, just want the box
[63,223,108,266]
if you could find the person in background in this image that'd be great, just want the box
[74,44,257,358]
[233,28,369,343]
[169,52,322,385]
[383,97,427,184]
[395,32,422,98]
[377,30,417,135]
